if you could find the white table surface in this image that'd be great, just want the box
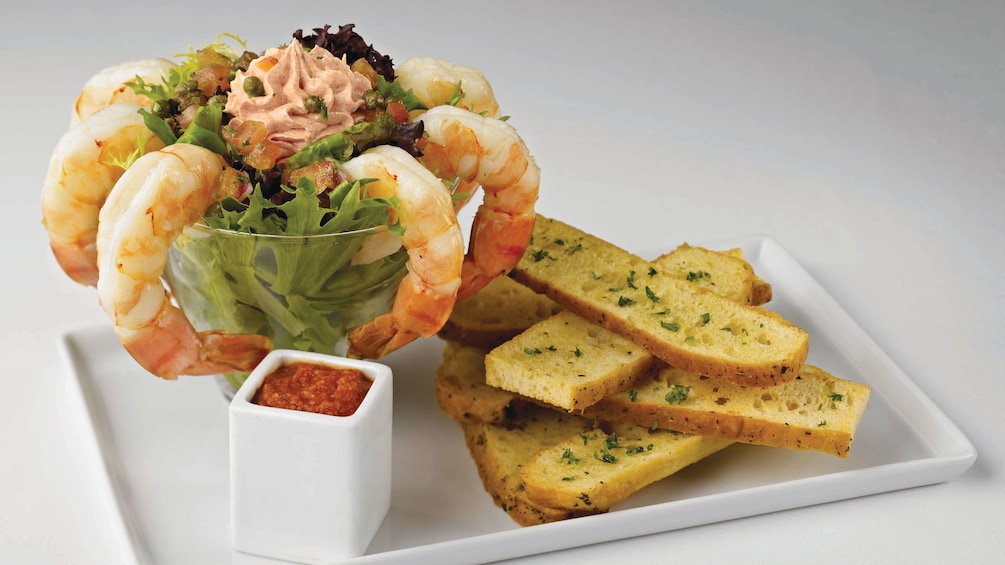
[2,1,1002,563]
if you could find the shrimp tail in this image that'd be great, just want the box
[48,241,100,286]
[118,303,272,380]
[347,272,457,358]
[345,314,400,359]
[198,331,274,375]
[459,205,536,301]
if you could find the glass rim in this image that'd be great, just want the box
[185,221,391,240]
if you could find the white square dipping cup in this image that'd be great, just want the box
[229,349,392,563]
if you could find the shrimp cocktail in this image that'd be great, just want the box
[41,24,539,390]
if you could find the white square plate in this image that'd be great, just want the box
[59,235,976,564]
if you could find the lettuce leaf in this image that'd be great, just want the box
[175,103,227,154]
[137,103,227,155]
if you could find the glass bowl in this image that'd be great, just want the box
[164,222,408,396]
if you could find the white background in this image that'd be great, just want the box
[1,1,1002,563]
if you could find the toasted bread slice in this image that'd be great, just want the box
[654,243,755,304]
[520,421,732,511]
[438,276,562,349]
[720,247,772,305]
[511,215,808,387]
[435,341,528,425]
[485,310,656,411]
[583,364,871,457]
[460,406,600,525]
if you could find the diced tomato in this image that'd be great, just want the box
[223,121,269,156]
[194,47,232,69]
[218,166,250,199]
[386,101,409,124]
[350,58,378,88]
[245,141,283,170]
[283,160,339,193]
[256,56,279,73]
[193,65,231,96]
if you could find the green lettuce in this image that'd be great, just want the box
[168,177,407,388]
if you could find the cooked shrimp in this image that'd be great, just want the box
[41,103,166,286]
[396,57,503,213]
[72,58,177,125]
[95,143,272,379]
[417,104,540,301]
[395,57,499,118]
[341,145,465,359]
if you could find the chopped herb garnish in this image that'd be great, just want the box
[627,270,638,289]
[829,392,844,402]
[645,286,659,303]
[531,249,551,262]
[661,321,680,332]
[604,433,621,450]
[573,347,582,357]
[618,296,635,307]
[664,384,690,405]
[560,448,580,465]
[700,312,711,324]
[686,270,710,282]
[523,347,542,355]
[818,421,827,427]
[594,447,618,464]
[648,267,658,276]
[628,389,638,402]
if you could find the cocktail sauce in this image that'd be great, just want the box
[254,362,372,416]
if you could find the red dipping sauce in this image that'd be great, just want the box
[253,362,373,416]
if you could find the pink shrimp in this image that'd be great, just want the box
[341,145,465,359]
[417,104,540,301]
[95,143,272,379]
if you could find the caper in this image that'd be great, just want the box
[178,93,206,110]
[174,79,199,96]
[305,95,328,119]
[243,76,265,97]
[204,202,223,218]
[363,89,384,110]
[151,99,173,118]
[207,94,228,106]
